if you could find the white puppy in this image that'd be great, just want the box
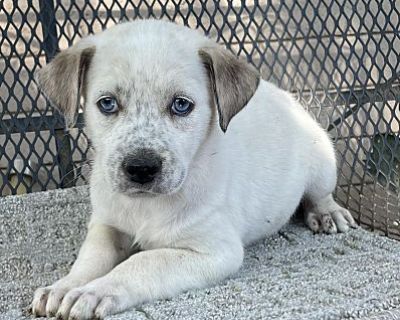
[31,19,357,319]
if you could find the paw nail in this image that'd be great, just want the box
[26,306,33,315]
[48,312,56,318]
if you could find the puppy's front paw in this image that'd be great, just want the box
[306,207,358,234]
[31,285,71,318]
[56,279,130,320]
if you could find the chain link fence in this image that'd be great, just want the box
[1,0,399,237]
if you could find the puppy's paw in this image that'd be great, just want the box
[31,285,70,318]
[305,206,358,234]
[56,279,130,320]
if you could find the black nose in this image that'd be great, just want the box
[122,150,162,185]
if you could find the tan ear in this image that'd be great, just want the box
[199,46,260,132]
[36,45,95,127]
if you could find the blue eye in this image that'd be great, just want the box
[97,96,119,114]
[171,97,194,116]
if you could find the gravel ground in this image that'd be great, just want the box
[1,186,400,320]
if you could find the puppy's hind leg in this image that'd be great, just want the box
[304,141,358,234]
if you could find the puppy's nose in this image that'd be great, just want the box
[122,150,162,185]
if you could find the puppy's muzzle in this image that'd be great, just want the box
[122,149,162,185]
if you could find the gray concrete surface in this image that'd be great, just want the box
[1,186,400,319]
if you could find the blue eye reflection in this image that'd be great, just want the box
[171,97,194,116]
[97,96,118,114]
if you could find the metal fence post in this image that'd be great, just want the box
[38,0,76,188]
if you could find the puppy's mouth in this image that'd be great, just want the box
[117,171,186,198]
[124,189,158,198]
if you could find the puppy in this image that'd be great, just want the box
[31,19,357,319]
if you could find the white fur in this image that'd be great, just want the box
[31,20,357,320]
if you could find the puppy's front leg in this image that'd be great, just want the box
[31,223,132,317]
[58,235,243,320]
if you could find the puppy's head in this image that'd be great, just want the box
[36,20,259,196]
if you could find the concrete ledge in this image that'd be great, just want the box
[1,186,400,319]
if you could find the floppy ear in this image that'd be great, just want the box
[199,46,260,132]
[36,45,95,127]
